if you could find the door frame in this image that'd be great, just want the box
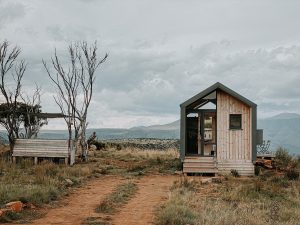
[186,109,216,157]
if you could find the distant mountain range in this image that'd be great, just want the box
[258,113,300,154]
[0,113,299,154]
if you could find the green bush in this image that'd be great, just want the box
[274,147,292,170]
[0,211,22,223]
[156,203,197,225]
[285,169,299,180]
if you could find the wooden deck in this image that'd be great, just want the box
[183,156,254,176]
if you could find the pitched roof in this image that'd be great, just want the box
[180,82,256,108]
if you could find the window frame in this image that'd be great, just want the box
[229,114,242,130]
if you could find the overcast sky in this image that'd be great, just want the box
[1,0,300,129]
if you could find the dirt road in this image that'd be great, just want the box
[8,174,177,225]
[111,175,176,225]
[32,176,123,225]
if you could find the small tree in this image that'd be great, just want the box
[0,41,26,150]
[0,41,46,149]
[21,86,48,138]
[274,147,292,171]
[43,41,108,160]
[0,101,47,139]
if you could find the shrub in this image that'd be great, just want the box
[285,169,299,180]
[230,169,240,177]
[156,203,197,225]
[0,211,21,223]
[89,140,106,150]
[255,165,262,176]
[269,176,289,188]
[274,147,292,171]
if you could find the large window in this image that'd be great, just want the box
[229,114,242,130]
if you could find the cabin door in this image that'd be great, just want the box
[186,116,198,154]
[186,111,216,156]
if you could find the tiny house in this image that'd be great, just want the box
[180,82,261,176]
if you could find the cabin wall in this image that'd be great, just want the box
[217,90,253,175]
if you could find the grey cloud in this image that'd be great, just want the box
[0,2,26,29]
[91,42,300,120]
[2,0,300,128]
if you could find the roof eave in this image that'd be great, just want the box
[180,82,256,109]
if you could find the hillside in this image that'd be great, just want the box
[0,113,299,154]
[258,113,300,154]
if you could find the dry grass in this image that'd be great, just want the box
[96,181,138,214]
[108,147,179,159]
[155,175,300,225]
[94,147,181,175]
[0,144,180,222]
[0,158,96,206]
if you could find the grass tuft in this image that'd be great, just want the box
[96,181,138,214]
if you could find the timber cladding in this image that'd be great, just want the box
[180,82,257,175]
[217,90,251,161]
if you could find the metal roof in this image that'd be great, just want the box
[180,82,257,108]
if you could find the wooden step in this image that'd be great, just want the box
[183,167,218,173]
[184,158,215,163]
[183,164,216,168]
[185,156,214,159]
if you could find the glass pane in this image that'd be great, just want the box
[230,114,242,129]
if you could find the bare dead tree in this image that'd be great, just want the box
[43,41,107,160]
[0,41,26,150]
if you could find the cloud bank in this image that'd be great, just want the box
[1,0,300,129]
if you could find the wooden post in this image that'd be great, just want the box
[12,156,16,164]
[198,113,201,155]
[34,157,38,165]
[64,157,68,165]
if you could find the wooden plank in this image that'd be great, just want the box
[13,139,71,162]
[14,148,68,152]
[13,152,69,157]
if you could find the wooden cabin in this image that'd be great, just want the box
[180,82,261,176]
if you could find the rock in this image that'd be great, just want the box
[65,178,74,186]
[174,171,182,175]
[5,201,23,212]
[89,144,97,151]
[0,209,11,217]
[201,178,212,184]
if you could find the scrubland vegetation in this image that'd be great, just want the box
[155,147,300,225]
[0,144,180,223]
[1,143,300,224]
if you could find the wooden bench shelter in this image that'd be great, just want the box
[180,82,263,176]
[12,113,75,165]
[12,139,75,165]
